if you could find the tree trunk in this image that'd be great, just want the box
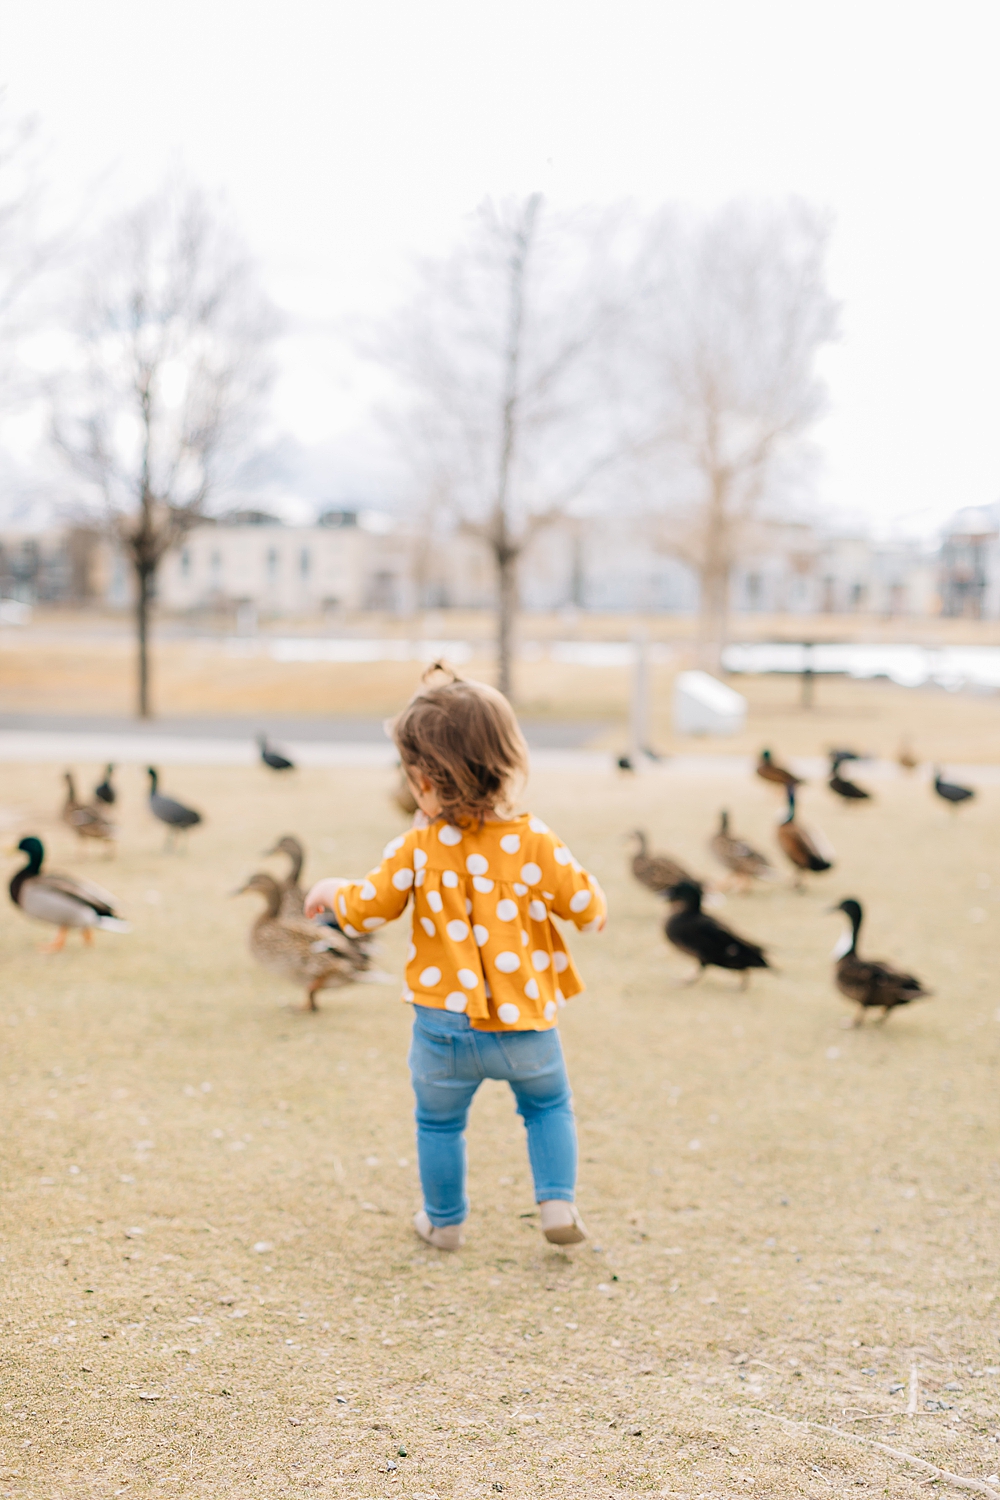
[135,562,153,719]
[697,562,730,672]
[496,546,518,700]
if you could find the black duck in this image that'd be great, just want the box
[664,880,770,989]
[830,898,930,1025]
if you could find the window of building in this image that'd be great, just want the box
[266,548,279,580]
[300,547,310,578]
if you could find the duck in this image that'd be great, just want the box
[897,739,918,772]
[664,880,770,989]
[61,772,116,851]
[828,753,872,802]
[709,810,776,891]
[264,833,380,949]
[235,872,388,1010]
[829,898,930,1025]
[756,749,804,790]
[775,787,834,890]
[147,768,203,848]
[93,764,116,805]
[628,830,698,896]
[933,767,974,810]
[9,836,130,951]
[258,734,295,772]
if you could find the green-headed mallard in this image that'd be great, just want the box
[93,764,116,805]
[9,836,130,951]
[236,872,388,1011]
[830,898,930,1025]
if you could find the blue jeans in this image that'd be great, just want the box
[408,1005,577,1227]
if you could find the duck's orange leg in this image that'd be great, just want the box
[40,928,68,954]
[81,927,93,946]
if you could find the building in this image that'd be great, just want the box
[939,505,1000,619]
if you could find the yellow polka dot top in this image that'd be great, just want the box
[336,814,607,1031]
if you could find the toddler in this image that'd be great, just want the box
[305,668,606,1252]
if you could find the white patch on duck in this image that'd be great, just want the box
[831,927,854,960]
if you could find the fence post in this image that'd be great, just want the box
[630,630,649,766]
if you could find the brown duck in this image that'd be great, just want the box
[830,899,930,1025]
[628,830,697,895]
[756,749,804,789]
[61,771,116,851]
[775,787,833,890]
[709,810,777,891]
[236,872,388,1011]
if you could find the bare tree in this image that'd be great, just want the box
[634,201,838,666]
[52,185,279,717]
[378,196,628,698]
[0,99,59,420]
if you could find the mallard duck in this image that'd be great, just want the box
[259,735,295,772]
[709,810,776,891]
[756,749,803,789]
[236,872,387,1011]
[9,836,130,951]
[933,767,974,810]
[897,739,918,771]
[93,764,116,805]
[265,834,307,917]
[147,768,203,848]
[61,772,116,850]
[829,898,930,1025]
[628,830,697,895]
[776,787,833,890]
[828,753,872,802]
[664,880,770,989]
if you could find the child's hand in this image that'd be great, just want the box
[304,877,349,919]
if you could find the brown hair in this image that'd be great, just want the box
[390,663,529,825]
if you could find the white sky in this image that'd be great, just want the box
[3,0,999,534]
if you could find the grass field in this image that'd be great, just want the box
[1,757,999,1499]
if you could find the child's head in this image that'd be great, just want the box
[391,664,529,824]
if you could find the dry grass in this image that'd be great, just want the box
[5,618,1000,767]
[1,761,999,1499]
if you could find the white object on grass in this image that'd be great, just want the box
[673,670,747,736]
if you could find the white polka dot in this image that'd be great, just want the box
[363,916,385,929]
[465,898,473,914]
[457,967,478,989]
[359,880,377,900]
[419,966,442,987]
[497,1002,520,1025]
[529,817,548,833]
[466,853,489,875]
[543,890,554,899]
[495,951,520,973]
[499,833,521,853]
[446,919,470,941]
[496,899,518,922]
[402,985,415,1002]
[413,848,427,869]
[407,942,417,961]
[473,924,489,947]
[543,1000,557,1020]
[553,951,569,972]
[524,978,540,1000]
[553,845,572,865]
[531,950,551,971]
[383,835,405,858]
[520,862,542,886]
[520,930,529,946]
[555,988,566,1005]
[571,858,582,873]
[415,869,425,886]
[528,899,546,921]
[444,991,468,1012]
[438,824,462,846]
[338,895,347,916]
[392,867,414,890]
[441,869,459,888]
[420,917,436,937]
[569,889,592,912]
[582,916,602,933]
[512,882,527,896]
[472,875,494,893]
[426,890,443,912]
[343,923,360,937]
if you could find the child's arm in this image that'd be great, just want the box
[537,829,607,933]
[304,832,418,936]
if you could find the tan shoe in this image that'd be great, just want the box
[413,1209,464,1252]
[539,1200,588,1245]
